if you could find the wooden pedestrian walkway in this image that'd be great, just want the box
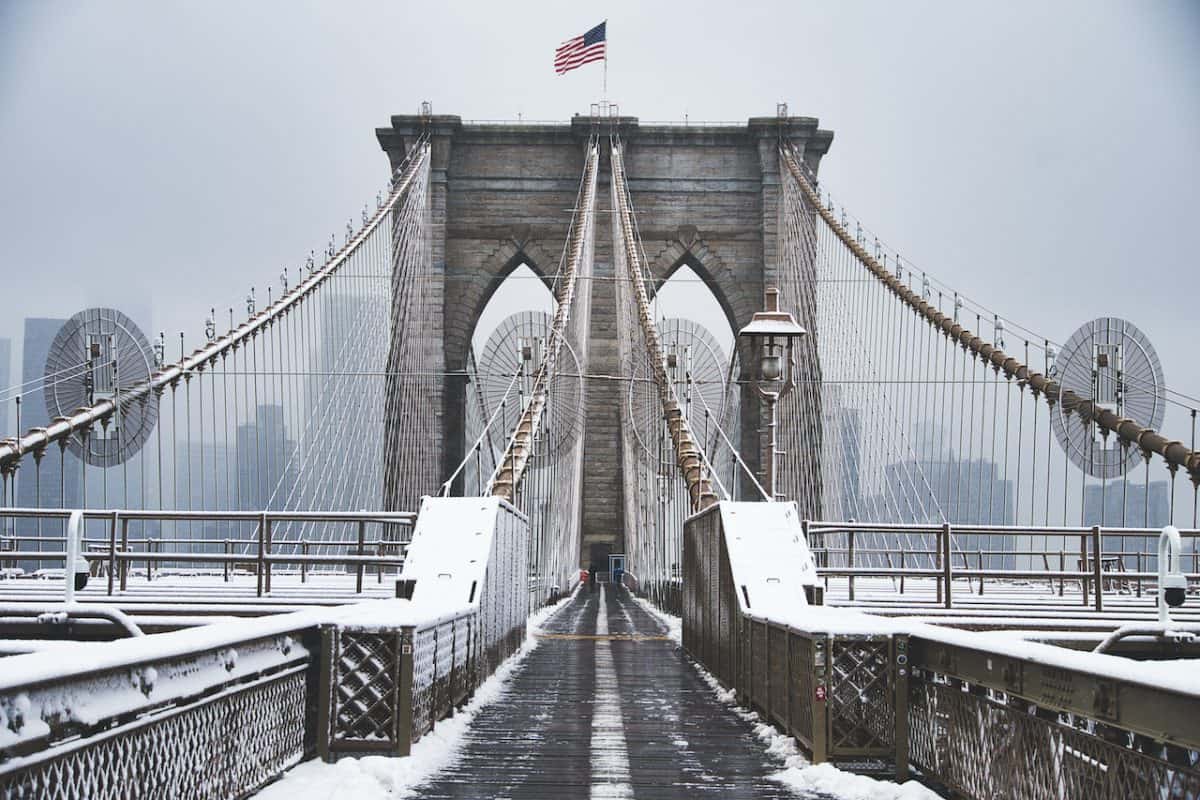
[414,584,829,799]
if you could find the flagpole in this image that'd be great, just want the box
[603,55,608,102]
[602,30,608,103]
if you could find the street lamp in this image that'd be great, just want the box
[738,287,807,500]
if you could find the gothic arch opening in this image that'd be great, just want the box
[650,262,735,360]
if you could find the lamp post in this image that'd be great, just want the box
[738,287,807,501]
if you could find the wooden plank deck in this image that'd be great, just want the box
[414,584,827,799]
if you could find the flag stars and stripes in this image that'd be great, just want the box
[555,21,606,75]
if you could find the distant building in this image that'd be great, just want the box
[0,337,10,435]
[826,405,862,521]
[885,457,1014,527]
[1084,480,1171,569]
[1083,480,1169,529]
[237,404,296,511]
[882,457,1015,569]
[304,291,377,511]
[16,319,83,524]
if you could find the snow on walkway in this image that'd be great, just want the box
[257,586,940,799]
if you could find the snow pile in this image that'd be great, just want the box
[631,593,681,644]
[772,763,939,800]
[256,589,576,800]
[634,598,940,800]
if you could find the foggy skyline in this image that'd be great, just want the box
[1,1,1198,413]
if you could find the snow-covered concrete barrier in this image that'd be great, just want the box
[316,496,530,761]
[681,502,1200,797]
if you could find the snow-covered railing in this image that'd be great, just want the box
[317,496,530,760]
[0,507,414,596]
[0,607,329,798]
[681,504,1200,796]
[902,618,1200,798]
[1,496,536,792]
[806,519,1200,610]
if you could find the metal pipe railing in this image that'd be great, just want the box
[805,520,1199,610]
[0,508,414,597]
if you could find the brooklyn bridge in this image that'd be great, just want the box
[0,107,1197,800]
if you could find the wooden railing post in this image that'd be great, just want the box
[223,539,230,582]
[301,541,308,583]
[119,519,129,591]
[107,511,119,595]
[256,513,266,597]
[1092,525,1103,612]
[941,523,953,609]
[894,634,910,781]
[356,520,366,593]
[935,531,943,606]
[1080,535,1089,607]
[316,624,335,762]
[847,530,856,602]
[812,634,829,764]
[397,626,415,756]
[264,516,273,593]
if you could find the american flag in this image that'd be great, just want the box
[555,21,606,75]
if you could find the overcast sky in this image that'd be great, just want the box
[1,1,1197,411]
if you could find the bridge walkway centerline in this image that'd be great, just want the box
[412,584,833,799]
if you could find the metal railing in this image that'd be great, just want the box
[905,633,1200,798]
[0,508,414,596]
[0,610,322,797]
[682,508,1200,796]
[806,520,1200,610]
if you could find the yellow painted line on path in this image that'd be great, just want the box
[534,633,672,642]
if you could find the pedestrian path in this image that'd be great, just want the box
[414,584,831,799]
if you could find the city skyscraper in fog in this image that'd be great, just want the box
[0,338,10,435]
[16,319,82,522]
[237,404,296,511]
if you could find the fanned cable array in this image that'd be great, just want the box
[0,137,438,560]
[778,144,1200,573]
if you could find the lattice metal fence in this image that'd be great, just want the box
[318,498,530,760]
[2,670,307,800]
[737,617,900,768]
[679,500,1200,796]
[908,673,1200,799]
[0,631,317,800]
[322,629,405,753]
[829,636,895,756]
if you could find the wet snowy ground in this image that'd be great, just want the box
[258,586,938,799]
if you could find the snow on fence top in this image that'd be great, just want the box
[712,501,819,617]
[746,604,1200,697]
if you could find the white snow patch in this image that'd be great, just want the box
[632,597,940,800]
[772,763,941,800]
[719,501,818,617]
[255,589,577,800]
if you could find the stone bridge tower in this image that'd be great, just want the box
[376,113,833,566]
